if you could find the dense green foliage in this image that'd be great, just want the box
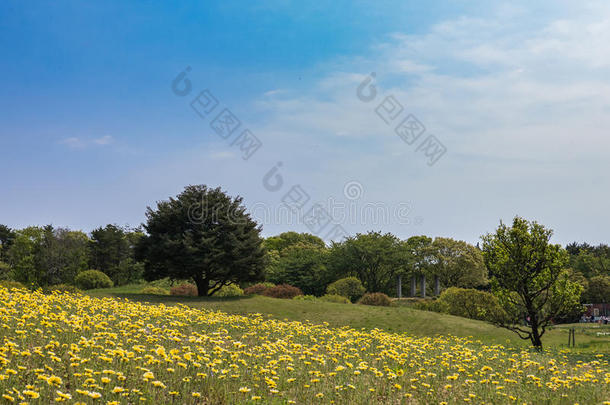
[431,287,507,322]
[0,224,144,289]
[215,283,244,297]
[74,270,114,290]
[326,277,365,302]
[566,242,609,279]
[2,183,603,353]
[140,286,169,295]
[583,274,610,303]
[89,224,144,285]
[7,226,89,287]
[429,237,488,288]
[136,185,266,296]
[329,232,403,294]
[266,242,330,296]
[482,216,583,349]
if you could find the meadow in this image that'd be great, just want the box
[0,286,608,404]
[89,283,610,356]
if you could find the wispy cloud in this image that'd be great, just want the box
[59,137,85,148]
[235,1,610,243]
[59,135,114,149]
[93,135,114,145]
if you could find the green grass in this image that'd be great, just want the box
[88,283,610,356]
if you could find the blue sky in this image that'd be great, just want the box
[1,0,609,245]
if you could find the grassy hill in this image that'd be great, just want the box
[88,284,609,356]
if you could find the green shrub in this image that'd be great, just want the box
[262,284,303,299]
[326,277,365,302]
[244,283,274,295]
[293,294,318,301]
[320,294,351,304]
[140,286,169,295]
[42,284,83,294]
[74,270,114,290]
[413,298,447,313]
[149,278,175,288]
[0,262,12,280]
[358,292,391,306]
[436,287,507,322]
[170,284,198,296]
[215,284,244,297]
[0,280,26,290]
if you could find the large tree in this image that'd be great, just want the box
[481,217,582,350]
[136,185,265,296]
[267,242,330,296]
[329,231,403,294]
[264,232,330,295]
[429,237,488,289]
[89,224,144,285]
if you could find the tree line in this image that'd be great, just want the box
[1,185,608,349]
[0,224,144,287]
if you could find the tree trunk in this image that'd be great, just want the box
[420,275,426,298]
[411,275,417,297]
[529,314,543,350]
[193,276,209,297]
[434,276,440,296]
[397,274,402,299]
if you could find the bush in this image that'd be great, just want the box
[74,270,114,290]
[262,284,303,299]
[215,284,244,297]
[326,277,365,302]
[0,262,12,280]
[140,286,169,295]
[358,292,391,306]
[435,287,507,322]
[320,294,351,304]
[244,283,274,295]
[413,298,447,313]
[42,284,83,294]
[293,294,318,301]
[170,283,198,296]
[0,280,26,290]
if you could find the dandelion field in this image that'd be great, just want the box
[0,287,608,404]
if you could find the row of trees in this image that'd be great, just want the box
[1,185,608,349]
[0,224,143,287]
[264,231,488,297]
[130,185,602,350]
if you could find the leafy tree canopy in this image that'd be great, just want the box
[429,237,488,289]
[136,185,265,296]
[264,232,325,253]
[481,216,582,349]
[329,231,403,294]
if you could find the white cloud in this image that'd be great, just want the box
[240,1,610,243]
[93,135,114,145]
[59,137,85,148]
[59,135,115,148]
